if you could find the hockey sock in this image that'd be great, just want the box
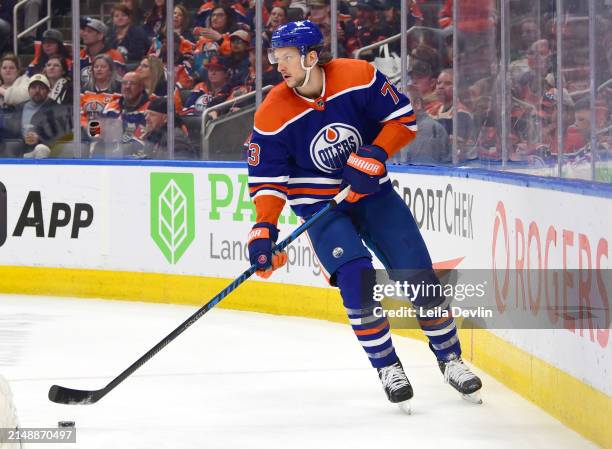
[418,307,461,361]
[336,257,399,369]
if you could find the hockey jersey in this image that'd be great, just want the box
[80,89,122,127]
[247,58,416,222]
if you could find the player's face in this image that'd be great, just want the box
[274,47,305,88]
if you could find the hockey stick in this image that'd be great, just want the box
[48,186,350,405]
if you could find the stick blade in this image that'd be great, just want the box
[48,384,103,405]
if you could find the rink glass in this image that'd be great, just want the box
[2,0,610,184]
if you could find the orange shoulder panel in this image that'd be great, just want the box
[253,83,310,134]
[324,58,375,98]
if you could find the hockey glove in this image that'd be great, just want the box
[247,222,288,279]
[341,145,387,204]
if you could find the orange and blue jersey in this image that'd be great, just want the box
[102,93,150,141]
[247,58,416,222]
[80,89,122,127]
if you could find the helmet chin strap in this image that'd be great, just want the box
[297,54,318,88]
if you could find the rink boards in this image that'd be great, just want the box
[0,160,610,448]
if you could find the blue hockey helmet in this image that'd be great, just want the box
[269,20,324,60]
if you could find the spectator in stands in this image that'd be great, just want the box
[136,55,166,96]
[226,30,251,87]
[108,3,150,63]
[195,0,249,32]
[102,71,150,148]
[27,29,72,77]
[155,31,196,90]
[143,0,165,37]
[80,17,126,85]
[430,68,474,160]
[511,17,539,60]
[173,4,195,44]
[343,0,388,57]
[515,39,554,107]
[538,87,578,155]
[149,27,196,61]
[408,61,441,115]
[411,44,442,78]
[129,97,194,159]
[440,0,497,83]
[264,5,288,45]
[120,0,143,24]
[563,96,591,154]
[2,74,72,157]
[194,6,237,57]
[391,84,451,164]
[82,54,122,94]
[81,54,122,130]
[306,0,329,27]
[183,56,232,115]
[0,54,30,111]
[380,0,423,40]
[267,6,288,32]
[43,56,72,105]
[0,0,14,56]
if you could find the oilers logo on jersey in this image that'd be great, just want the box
[310,123,362,173]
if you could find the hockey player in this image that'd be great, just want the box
[245,20,482,412]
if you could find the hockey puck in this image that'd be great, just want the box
[58,421,75,428]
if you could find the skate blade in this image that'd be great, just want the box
[461,391,483,404]
[397,400,412,415]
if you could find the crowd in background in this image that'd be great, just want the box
[0,0,611,167]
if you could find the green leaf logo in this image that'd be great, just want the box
[150,173,195,264]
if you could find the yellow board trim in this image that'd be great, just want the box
[0,266,610,448]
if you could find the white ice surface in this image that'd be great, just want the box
[0,294,599,449]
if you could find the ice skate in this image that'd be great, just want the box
[377,361,413,414]
[438,355,483,404]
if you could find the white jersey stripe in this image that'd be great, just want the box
[252,189,287,201]
[254,108,314,136]
[288,177,343,185]
[249,175,290,183]
[380,104,414,122]
[288,197,327,206]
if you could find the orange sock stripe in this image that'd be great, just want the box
[354,320,389,336]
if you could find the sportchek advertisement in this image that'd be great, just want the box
[0,163,610,394]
